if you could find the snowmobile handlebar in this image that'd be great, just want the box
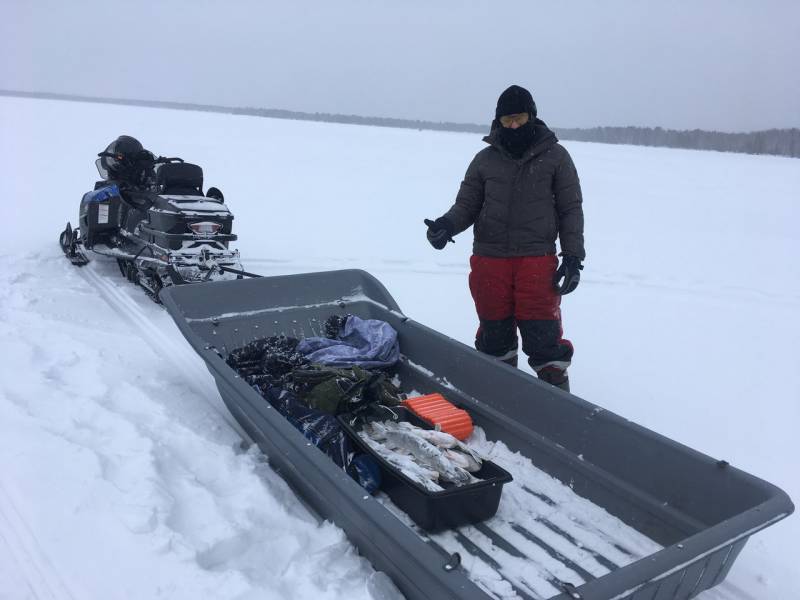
[96,151,184,165]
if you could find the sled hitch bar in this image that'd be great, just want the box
[218,265,262,279]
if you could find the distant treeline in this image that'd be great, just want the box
[2,89,798,158]
[0,89,487,133]
[554,126,800,158]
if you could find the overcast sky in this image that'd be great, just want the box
[2,0,798,131]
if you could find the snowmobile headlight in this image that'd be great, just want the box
[188,221,223,238]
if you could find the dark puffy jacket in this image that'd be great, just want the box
[442,120,585,259]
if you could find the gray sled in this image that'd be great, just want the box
[160,270,793,600]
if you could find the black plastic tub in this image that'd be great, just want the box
[339,408,513,532]
[161,269,794,600]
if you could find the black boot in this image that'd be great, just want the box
[537,366,570,392]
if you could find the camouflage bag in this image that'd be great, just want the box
[290,365,403,415]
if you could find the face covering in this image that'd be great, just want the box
[499,120,535,158]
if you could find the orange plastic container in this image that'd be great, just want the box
[401,393,473,440]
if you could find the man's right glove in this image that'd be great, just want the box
[424,217,454,250]
[553,255,583,295]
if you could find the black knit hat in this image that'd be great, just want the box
[495,85,537,120]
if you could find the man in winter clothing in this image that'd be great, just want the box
[425,85,584,391]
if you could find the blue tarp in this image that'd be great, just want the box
[297,315,399,369]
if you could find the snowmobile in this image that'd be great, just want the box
[59,135,250,300]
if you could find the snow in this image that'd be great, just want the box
[1,96,798,599]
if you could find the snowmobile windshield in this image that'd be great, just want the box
[95,157,109,180]
[96,136,146,181]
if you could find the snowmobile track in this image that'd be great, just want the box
[0,483,78,600]
[79,260,249,442]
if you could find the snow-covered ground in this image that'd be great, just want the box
[1,96,797,599]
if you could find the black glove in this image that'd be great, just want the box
[553,255,583,295]
[424,217,454,250]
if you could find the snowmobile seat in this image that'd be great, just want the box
[157,162,204,196]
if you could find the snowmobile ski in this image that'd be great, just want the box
[58,222,89,266]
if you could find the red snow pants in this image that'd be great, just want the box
[468,255,573,372]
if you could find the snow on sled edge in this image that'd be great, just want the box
[160,269,794,600]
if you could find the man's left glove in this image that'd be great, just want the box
[553,255,583,295]
[424,217,455,250]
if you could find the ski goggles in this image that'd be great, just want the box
[498,112,530,128]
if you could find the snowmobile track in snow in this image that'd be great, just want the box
[0,483,78,600]
[79,260,250,442]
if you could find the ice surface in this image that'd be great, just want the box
[1,96,798,599]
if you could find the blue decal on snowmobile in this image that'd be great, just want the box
[85,184,121,203]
